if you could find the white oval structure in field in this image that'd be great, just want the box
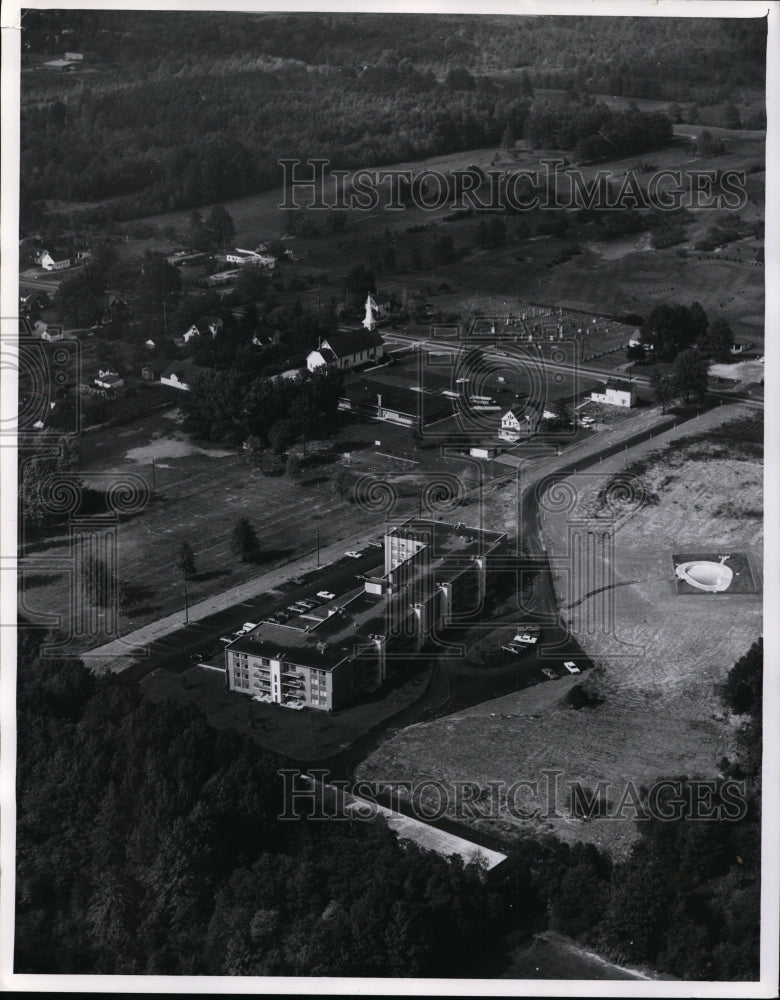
[675,559,734,593]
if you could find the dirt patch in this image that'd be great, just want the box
[356,409,762,858]
[124,435,234,463]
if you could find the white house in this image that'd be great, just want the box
[307,329,384,373]
[498,406,527,442]
[160,362,200,391]
[178,315,222,344]
[94,369,124,391]
[225,248,276,269]
[590,379,636,407]
[40,249,71,271]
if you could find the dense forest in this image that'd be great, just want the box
[16,623,762,979]
[19,11,766,225]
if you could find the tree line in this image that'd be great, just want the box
[15,623,761,978]
[180,366,346,449]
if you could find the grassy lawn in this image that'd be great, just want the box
[20,404,492,651]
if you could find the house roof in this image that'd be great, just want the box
[322,329,383,359]
[342,379,453,422]
[503,404,526,420]
[46,249,70,261]
[602,379,633,393]
[161,360,202,383]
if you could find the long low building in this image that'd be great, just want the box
[338,379,454,426]
[225,518,507,710]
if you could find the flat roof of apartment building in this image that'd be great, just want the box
[227,519,505,667]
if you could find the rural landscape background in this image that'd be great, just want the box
[10,6,769,987]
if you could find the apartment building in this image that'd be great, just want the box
[225,518,506,710]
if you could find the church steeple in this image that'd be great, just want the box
[362,293,377,331]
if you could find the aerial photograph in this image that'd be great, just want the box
[1,1,776,993]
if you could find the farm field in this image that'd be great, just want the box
[355,403,762,858]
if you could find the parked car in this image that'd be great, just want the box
[317,590,336,600]
[514,633,539,645]
[219,636,233,644]
[501,644,520,655]
[563,660,581,674]
[345,550,362,559]
[242,622,258,631]
[275,611,290,622]
[299,599,318,609]
[368,540,383,548]
[291,576,306,585]
[541,667,558,680]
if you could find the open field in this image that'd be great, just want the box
[112,126,764,349]
[19,403,497,650]
[355,404,762,858]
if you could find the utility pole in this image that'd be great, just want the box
[316,528,320,567]
[183,572,189,625]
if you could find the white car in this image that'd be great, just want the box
[563,661,581,674]
[219,636,233,644]
[317,590,336,600]
[242,622,258,631]
[345,550,362,559]
[514,633,539,645]
[541,667,558,680]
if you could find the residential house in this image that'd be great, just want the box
[20,289,51,314]
[40,249,71,271]
[251,327,280,349]
[498,405,527,442]
[160,361,202,391]
[178,315,223,345]
[590,379,636,407]
[141,364,160,381]
[95,290,129,326]
[40,325,65,342]
[225,248,276,269]
[94,369,124,391]
[307,329,384,372]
